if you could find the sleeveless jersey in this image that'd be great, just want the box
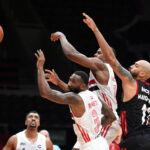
[71,90,103,145]
[89,63,117,111]
[88,63,121,145]
[16,130,46,150]
[120,80,150,137]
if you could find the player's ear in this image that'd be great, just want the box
[80,83,86,90]
[139,71,146,78]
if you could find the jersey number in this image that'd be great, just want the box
[92,109,101,133]
[141,104,150,125]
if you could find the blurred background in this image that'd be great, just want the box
[0,0,150,149]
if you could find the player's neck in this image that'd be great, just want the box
[136,76,147,81]
[25,129,38,141]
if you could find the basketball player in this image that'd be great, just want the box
[50,29,121,147]
[2,111,53,150]
[81,13,150,150]
[35,49,116,150]
[44,68,120,150]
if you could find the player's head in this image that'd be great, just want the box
[94,48,102,60]
[68,71,89,93]
[129,60,150,80]
[40,130,50,140]
[94,47,116,62]
[25,111,40,129]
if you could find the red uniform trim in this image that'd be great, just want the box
[120,111,128,136]
[76,124,91,143]
[140,80,150,86]
[89,79,96,86]
[136,80,139,95]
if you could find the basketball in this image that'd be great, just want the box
[0,25,4,43]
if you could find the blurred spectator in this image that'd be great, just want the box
[40,129,61,150]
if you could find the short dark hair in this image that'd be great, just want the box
[26,111,40,119]
[74,71,89,85]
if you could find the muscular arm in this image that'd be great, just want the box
[38,68,80,105]
[101,100,116,127]
[83,13,139,101]
[35,50,81,105]
[2,135,16,150]
[51,32,105,71]
[46,138,53,150]
[93,28,134,83]
[83,13,134,83]
[57,79,69,92]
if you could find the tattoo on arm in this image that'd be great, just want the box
[38,68,79,105]
[112,61,133,82]
[47,90,79,105]
[117,64,133,81]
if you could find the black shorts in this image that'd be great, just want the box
[120,128,150,150]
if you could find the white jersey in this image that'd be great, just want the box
[89,63,117,111]
[88,63,121,145]
[71,90,107,148]
[16,130,46,150]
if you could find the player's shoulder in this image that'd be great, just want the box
[64,91,79,98]
[9,135,17,140]
[7,134,17,146]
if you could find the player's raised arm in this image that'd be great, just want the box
[35,49,81,105]
[51,32,105,71]
[82,12,134,84]
[45,69,69,92]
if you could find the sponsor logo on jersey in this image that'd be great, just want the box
[142,86,150,95]
[37,144,42,148]
[138,94,150,104]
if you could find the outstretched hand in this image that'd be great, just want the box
[45,69,60,85]
[50,31,65,42]
[35,49,45,69]
[82,13,97,32]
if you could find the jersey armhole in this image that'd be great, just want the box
[135,80,139,95]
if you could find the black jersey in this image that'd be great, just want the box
[120,80,150,138]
